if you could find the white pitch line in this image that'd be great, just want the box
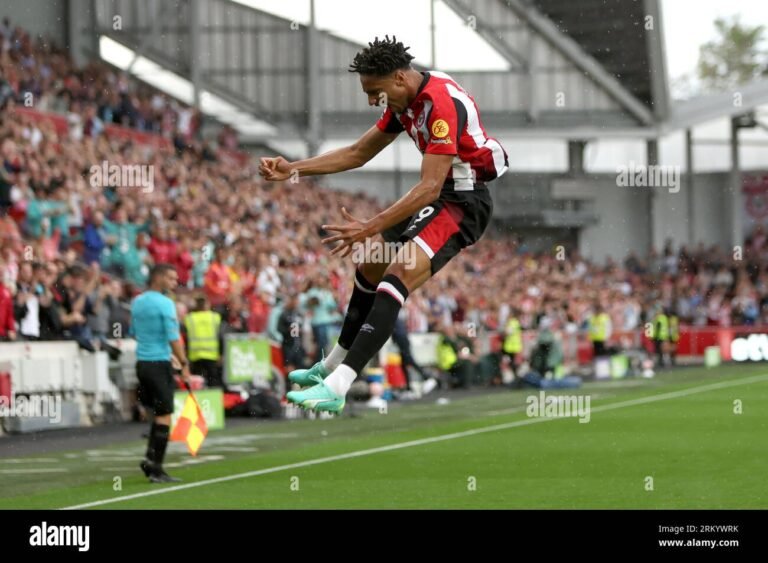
[61,373,768,510]
[484,405,528,416]
[1,468,68,474]
[0,458,60,464]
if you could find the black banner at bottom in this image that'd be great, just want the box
[3,509,765,556]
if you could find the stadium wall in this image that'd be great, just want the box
[577,176,651,261]
[651,172,733,252]
[328,168,752,261]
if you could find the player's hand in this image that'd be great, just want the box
[258,156,294,182]
[321,207,375,258]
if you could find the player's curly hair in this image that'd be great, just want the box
[348,35,415,76]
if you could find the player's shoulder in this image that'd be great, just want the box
[421,71,465,98]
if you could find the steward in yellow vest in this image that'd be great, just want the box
[184,296,223,387]
[503,317,523,355]
[588,303,611,358]
[669,312,679,366]
[502,310,523,382]
[651,305,669,368]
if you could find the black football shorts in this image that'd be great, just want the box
[381,185,493,274]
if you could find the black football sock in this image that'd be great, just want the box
[337,269,378,350]
[342,274,409,374]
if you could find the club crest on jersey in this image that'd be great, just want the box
[431,119,449,138]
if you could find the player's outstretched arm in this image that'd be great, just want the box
[258,125,398,181]
[321,153,453,257]
[364,152,454,234]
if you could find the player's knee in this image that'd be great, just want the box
[376,272,410,306]
[385,260,406,280]
[358,261,386,285]
[384,262,420,292]
[385,248,429,290]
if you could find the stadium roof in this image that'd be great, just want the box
[663,78,768,132]
[531,0,661,110]
[94,0,671,143]
[91,0,768,157]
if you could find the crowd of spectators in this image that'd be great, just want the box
[1,19,765,376]
[0,18,207,149]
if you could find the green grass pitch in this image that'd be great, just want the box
[1,363,766,509]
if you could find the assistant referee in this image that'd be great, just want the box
[131,263,191,483]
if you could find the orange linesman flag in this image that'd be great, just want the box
[170,393,208,456]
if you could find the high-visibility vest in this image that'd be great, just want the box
[503,318,523,354]
[185,311,221,361]
[669,315,679,343]
[437,338,458,371]
[654,313,669,341]
[589,313,610,342]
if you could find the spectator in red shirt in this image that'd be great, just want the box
[231,253,256,296]
[147,224,178,265]
[247,290,270,333]
[204,246,232,313]
[175,234,194,288]
[0,212,22,248]
[0,282,17,341]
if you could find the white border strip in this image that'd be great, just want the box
[412,236,436,259]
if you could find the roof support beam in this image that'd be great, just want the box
[501,0,654,125]
[643,0,670,120]
[442,0,529,70]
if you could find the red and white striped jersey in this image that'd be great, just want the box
[376,71,508,189]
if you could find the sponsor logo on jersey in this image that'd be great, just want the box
[431,119,449,138]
